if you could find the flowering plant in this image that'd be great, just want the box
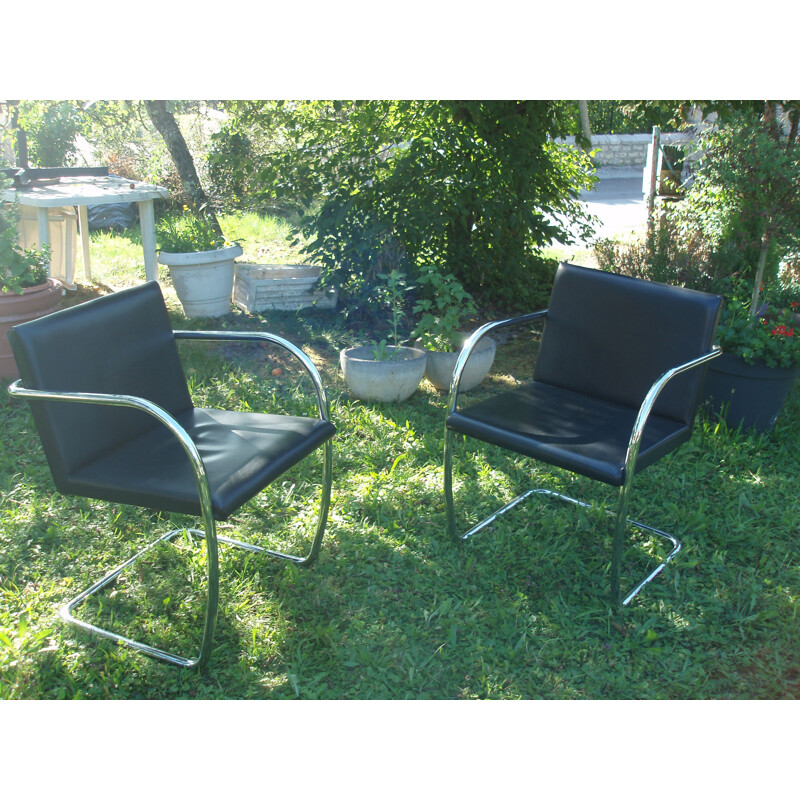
[716,293,800,369]
[156,207,233,254]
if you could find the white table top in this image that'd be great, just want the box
[2,175,169,207]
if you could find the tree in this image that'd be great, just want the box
[143,100,222,236]
[668,101,800,311]
[216,100,596,312]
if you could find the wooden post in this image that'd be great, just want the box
[646,126,661,239]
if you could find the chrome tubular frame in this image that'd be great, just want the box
[7,382,220,668]
[174,331,334,568]
[8,330,333,668]
[443,310,722,607]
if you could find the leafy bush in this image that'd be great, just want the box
[0,197,50,294]
[216,101,597,313]
[593,217,727,293]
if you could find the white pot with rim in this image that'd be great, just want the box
[158,243,243,317]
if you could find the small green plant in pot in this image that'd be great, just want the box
[1,201,51,295]
[156,208,243,318]
[339,269,427,402]
[1,196,62,379]
[411,265,496,393]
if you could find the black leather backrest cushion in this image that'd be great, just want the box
[9,281,193,488]
[534,263,722,424]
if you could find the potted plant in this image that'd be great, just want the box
[411,265,496,393]
[679,114,800,431]
[1,197,62,380]
[156,208,243,317]
[702,290,800,431]
[340,269,427,402]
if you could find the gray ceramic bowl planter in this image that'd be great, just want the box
[415,334,497,393]
[339,345,427,402]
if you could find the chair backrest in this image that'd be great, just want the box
[8,281,193,491]
[534,263,722,424]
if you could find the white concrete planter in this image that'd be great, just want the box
[340,345,427,402]
[416,335,496,393]
[233,263,337,313]
[158,244,243,317]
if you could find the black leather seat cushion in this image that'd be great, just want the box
[64,408,336,520]
[447,381,690,487]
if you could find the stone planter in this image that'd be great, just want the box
[158,244,243,317]
[416,335,497,393]
[233,263,337,313]
[701,352,799,432]
[1,278,63,379]
[340,345,427,402]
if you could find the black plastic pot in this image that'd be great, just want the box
[701,352,799,432]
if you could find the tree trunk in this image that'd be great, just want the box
[578,101,592,151]
[143,100,222,236]
[750,226,772,315]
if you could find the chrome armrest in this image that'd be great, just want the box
[174,330,331,423]
[624,345,722,480]
[447,309,548,415]
[6,381,215,528]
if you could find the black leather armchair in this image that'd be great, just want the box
[7,281,335,667]
[444,262,722,606]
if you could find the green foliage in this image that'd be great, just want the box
[370,269,414,358]
[593,217,727,293]
[670,114,800,301]
[0,195,50,293]
[411,265,477,351]
[216,100,597,312]
[15,101,86,167]
[554,100,684,135]
[156,209,233,254]
[716,291,800,369]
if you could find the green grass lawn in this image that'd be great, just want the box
[1,214,799,700]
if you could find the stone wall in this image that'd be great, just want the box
[555,132,694,169]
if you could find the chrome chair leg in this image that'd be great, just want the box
[61,438,333,668]
[444,431,681,607]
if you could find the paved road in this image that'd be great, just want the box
[578,168,648,241]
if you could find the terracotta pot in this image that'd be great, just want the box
[1,278,63,379]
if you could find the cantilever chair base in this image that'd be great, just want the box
[61,435,331,669]
[445,482,681,607]
[60,434,333,669]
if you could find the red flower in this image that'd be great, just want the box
[771,324,794,337]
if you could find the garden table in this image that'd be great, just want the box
[2,175,169,286]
